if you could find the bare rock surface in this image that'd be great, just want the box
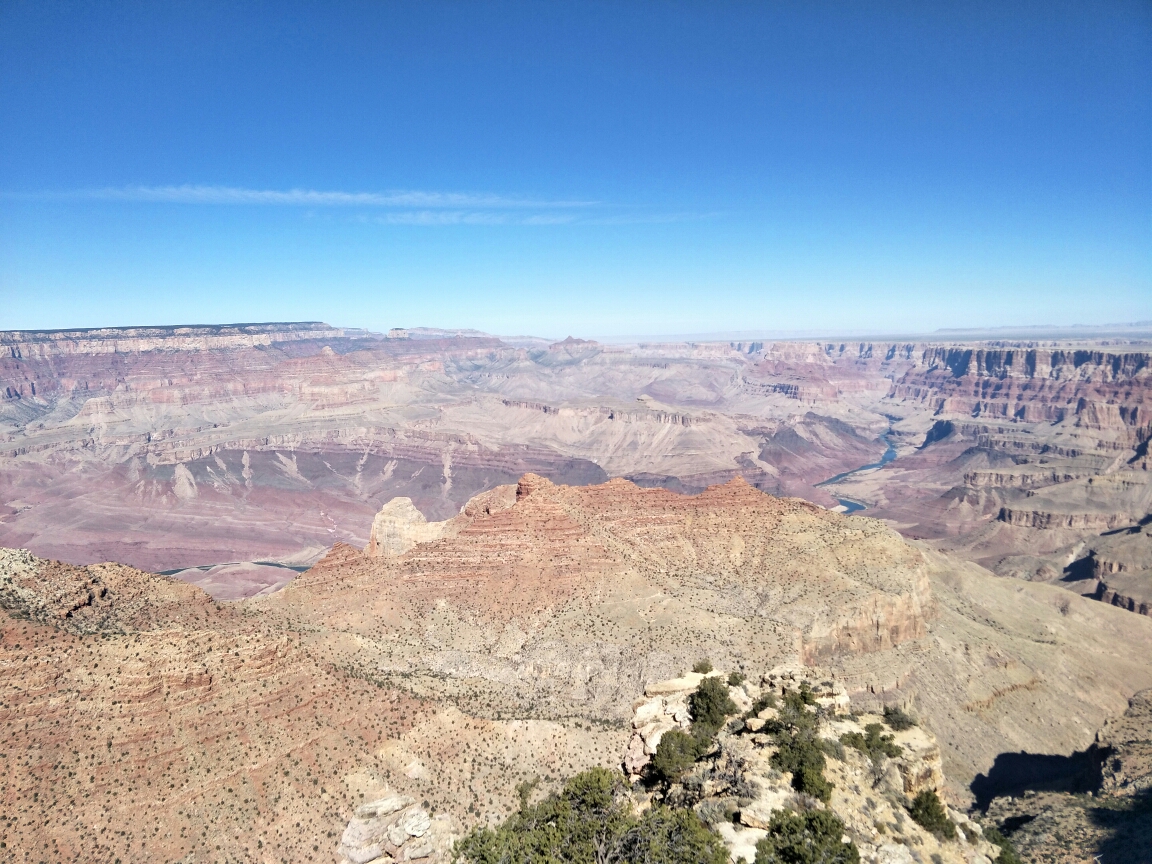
[266,475,1152,809]
[981,690,1152,863]
[367,497,455,557]
[5,323,1148,615]
[0,546,625,862]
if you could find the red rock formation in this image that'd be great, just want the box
[3,323,1150,619]
[0,551,434,863]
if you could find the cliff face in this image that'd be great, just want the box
[820,343,1152,620]
[2,323,1149,629]
[5,472,1152,861]
[892,347,1151,433]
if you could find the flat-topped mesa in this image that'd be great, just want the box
[0,321,357,359]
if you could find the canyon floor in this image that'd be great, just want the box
[2,323,1151,862]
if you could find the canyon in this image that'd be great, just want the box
[3,322,1152,862]
[2,323,1149,616]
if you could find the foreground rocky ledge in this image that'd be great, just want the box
[4,473,1152,861]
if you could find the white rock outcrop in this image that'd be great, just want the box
[367,498,452,557]
[337,794,455,864]
[624,669,749,778]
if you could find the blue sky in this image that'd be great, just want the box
[1,1,1149,339]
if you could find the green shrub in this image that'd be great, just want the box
[982,825,1023,864]
[771,692,818,737]
[650,677,739,785]
[454,767,633,864]
[818,737,847,762]
[840,723,902,762]
[514,776,539,811]
[882,705,916,731]
[746,692,777,718]
[797,681,817,705]
[652,728,701,784]
[907,790,956,840]
[753,809,860,864]
[772,735,832,802]
[453,768,728,864]
[614,805,729,864]
[692,659,714,674]
[760,689,836,801]
[728,671,746,686]
[793,763,834,802]
[689,676,738,736]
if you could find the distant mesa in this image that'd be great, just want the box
[550,335,597,348]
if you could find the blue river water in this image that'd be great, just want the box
[814,433,897,514]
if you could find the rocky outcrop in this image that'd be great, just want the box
[367,498,455,557]
[366,485,519,558]
[996,507,1134,530]
[0,546,219,633]
[981,689,1152,862]
[1076,522,1152,616]
[1097,688,1152,798]
[337,794,455,864]
[634,666,1002,864]
[1094,580,1152,616]
[623,670,733,777]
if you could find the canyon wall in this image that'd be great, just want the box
[1,323,1149,617]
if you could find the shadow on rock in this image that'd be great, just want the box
[971,746,1109,810]
[1092,787,1152,864]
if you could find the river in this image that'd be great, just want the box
[814,432,896,514]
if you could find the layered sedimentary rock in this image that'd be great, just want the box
[822,344,1152,619]
[2,323,1150,621]
[4,473,1152,861]
[367,498,454,557]
[278,474,937,716]
[1075,521,1152,617]
[268,476,1152,807]
[0,556,439,862]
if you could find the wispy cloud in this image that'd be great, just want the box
[12,184,717,227]
[68,184,596,209]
